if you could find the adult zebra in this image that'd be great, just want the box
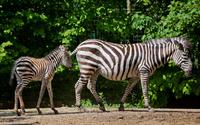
[71,37,192,111]
[10,45,72,116]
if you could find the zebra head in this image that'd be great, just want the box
[172,39,192,76]
[59,45,72,68]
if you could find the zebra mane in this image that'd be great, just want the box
[145,37,192,50]
[44,45,65,60]
[176,37,192,50]
[45,46,59,58]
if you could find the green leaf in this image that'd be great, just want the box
[0,41,13,62]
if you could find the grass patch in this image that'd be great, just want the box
[81,99,135,110]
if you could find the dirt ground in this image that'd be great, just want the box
[1,107,200,125]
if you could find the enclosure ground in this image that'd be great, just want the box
[1,107,200,125]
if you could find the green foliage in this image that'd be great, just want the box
[144,0,200,39]
[81,99,94,107]
[131,13,153,31]
[148,64,200,107]
[0,41,12,63]
[141,0,200,107]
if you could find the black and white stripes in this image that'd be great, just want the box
[71,37,192,111]
[10,45,71,116]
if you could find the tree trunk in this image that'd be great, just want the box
[127,0,131,14]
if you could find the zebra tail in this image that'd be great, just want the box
[9,64,17,87]
[70,40,89,56]
[70,47,78,56]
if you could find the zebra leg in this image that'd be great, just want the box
[140,71,152,111]
[18,85,26,115]
[75,78,87,109]
[36,80,47,114]
[14,85,21,116]
[119,79,139,111]
[87,75,106,112]
[47,82,58,114]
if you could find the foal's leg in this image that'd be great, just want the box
[18,85,26,115]
[47,81,58,114]
[36,80,47,114]
[14,84,21,116]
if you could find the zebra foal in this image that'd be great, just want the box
[10,45,72,116]
[71,37,192,111]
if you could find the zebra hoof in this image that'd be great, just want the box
[118,106,125,111]
[36,108,42,115]
[76,105,86,112]
[99,106,106,112]
[16,111,21,116]
[21,108,26,113]
[37,111,42,115]
[21,111,25,115]
[52,108,59,114]
[148,108,154,112]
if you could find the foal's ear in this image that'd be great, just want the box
[174,40,184,51]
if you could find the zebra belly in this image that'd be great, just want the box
[31,69,46,81]
[32,75,43,81]
[99,66,139,81]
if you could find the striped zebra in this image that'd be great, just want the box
[71,37,192,111]
[9,45,72,116]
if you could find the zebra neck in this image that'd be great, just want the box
[45,51,62,69]
[159,44,176,65]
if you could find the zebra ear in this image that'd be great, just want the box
[174,40,184,51]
